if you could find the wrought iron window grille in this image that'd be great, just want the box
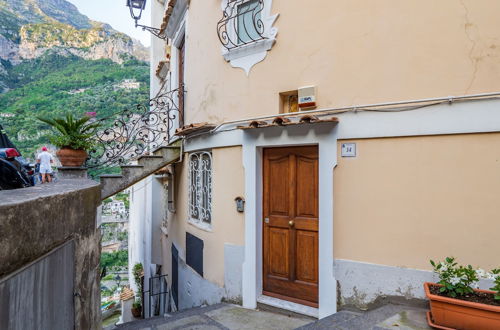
[217,0,267,50]
[86,82,185,169]
[188,151,212,225]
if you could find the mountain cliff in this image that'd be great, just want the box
[0,0,148,64]
[0,0,150,159]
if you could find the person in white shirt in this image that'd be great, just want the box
[37,146,53,183]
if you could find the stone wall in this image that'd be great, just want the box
[0,179,102,329]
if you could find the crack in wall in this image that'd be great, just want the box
[460,0,479,94]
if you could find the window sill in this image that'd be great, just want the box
[222,38,275,62]
[187,219,213,232]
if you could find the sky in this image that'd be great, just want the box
[67,0,151,47]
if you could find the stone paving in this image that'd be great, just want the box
[297,304,431,330]
[113,304,312,330]
[112,303,431,330]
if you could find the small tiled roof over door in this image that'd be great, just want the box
[236,115,338,130]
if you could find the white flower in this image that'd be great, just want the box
[476,269,487,279]
[450,276,460,285]
[440,262,448,272]
[486,273,497,280]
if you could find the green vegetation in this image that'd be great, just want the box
[133,263,144,305]
[20,22,129,49]
[0,53,149,159]
[101,223,119,242]
[117,231,128,242]
[100,250,128,269]
[101,285,118,298]
[102,273,128,282]
[0,8,25,43]
[21,22,103,48]
[115,192,130,209]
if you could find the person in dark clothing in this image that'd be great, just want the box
[0,124,17,150]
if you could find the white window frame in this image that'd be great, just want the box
[188,151,213,229]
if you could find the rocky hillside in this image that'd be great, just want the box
[0,0,148,66]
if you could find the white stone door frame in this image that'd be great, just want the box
[241,123,338,319]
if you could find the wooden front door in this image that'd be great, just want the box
[263,146,319,307]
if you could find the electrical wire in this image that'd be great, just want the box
[184,94,500,141]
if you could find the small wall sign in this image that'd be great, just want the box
[341,143,356,157]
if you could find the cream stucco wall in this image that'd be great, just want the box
[182,0,500,125]
[334,133,500,271]
[165,146,245,287]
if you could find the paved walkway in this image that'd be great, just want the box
[298,304,431,330]
[112,303,431,330]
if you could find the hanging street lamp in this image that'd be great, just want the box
[126,0,167,39]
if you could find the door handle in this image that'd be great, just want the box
[288,220,295,227]
[264,217,269,224]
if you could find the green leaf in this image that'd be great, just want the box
[430,260,436,267]
[439,287,446,293]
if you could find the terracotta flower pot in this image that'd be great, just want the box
[424,282,500,330]
[56,148,87,167]
[131,306,142,318]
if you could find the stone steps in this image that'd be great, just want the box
[100,143,181,200]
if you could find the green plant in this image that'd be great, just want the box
[490,269,500,300]
[37,113,100,150]
[133,263,143,289]
[431,257,500,300]
[132,263,144,304]
[101,274,115,281]
[430,257,479,298]
[132,300,141,309]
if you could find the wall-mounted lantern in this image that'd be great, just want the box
[235,196,245,213]
[126,0,167,39]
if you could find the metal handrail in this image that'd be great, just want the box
[86,84,185,168]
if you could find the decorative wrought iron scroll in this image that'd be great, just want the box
[217,0,266,50]
[86,85,184,168]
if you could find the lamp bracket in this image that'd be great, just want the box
[135,22,167,40]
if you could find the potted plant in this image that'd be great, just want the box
[131,299,142,318]
[131,263,144,318]
[37,113,99,167]
[426,257,500,329]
